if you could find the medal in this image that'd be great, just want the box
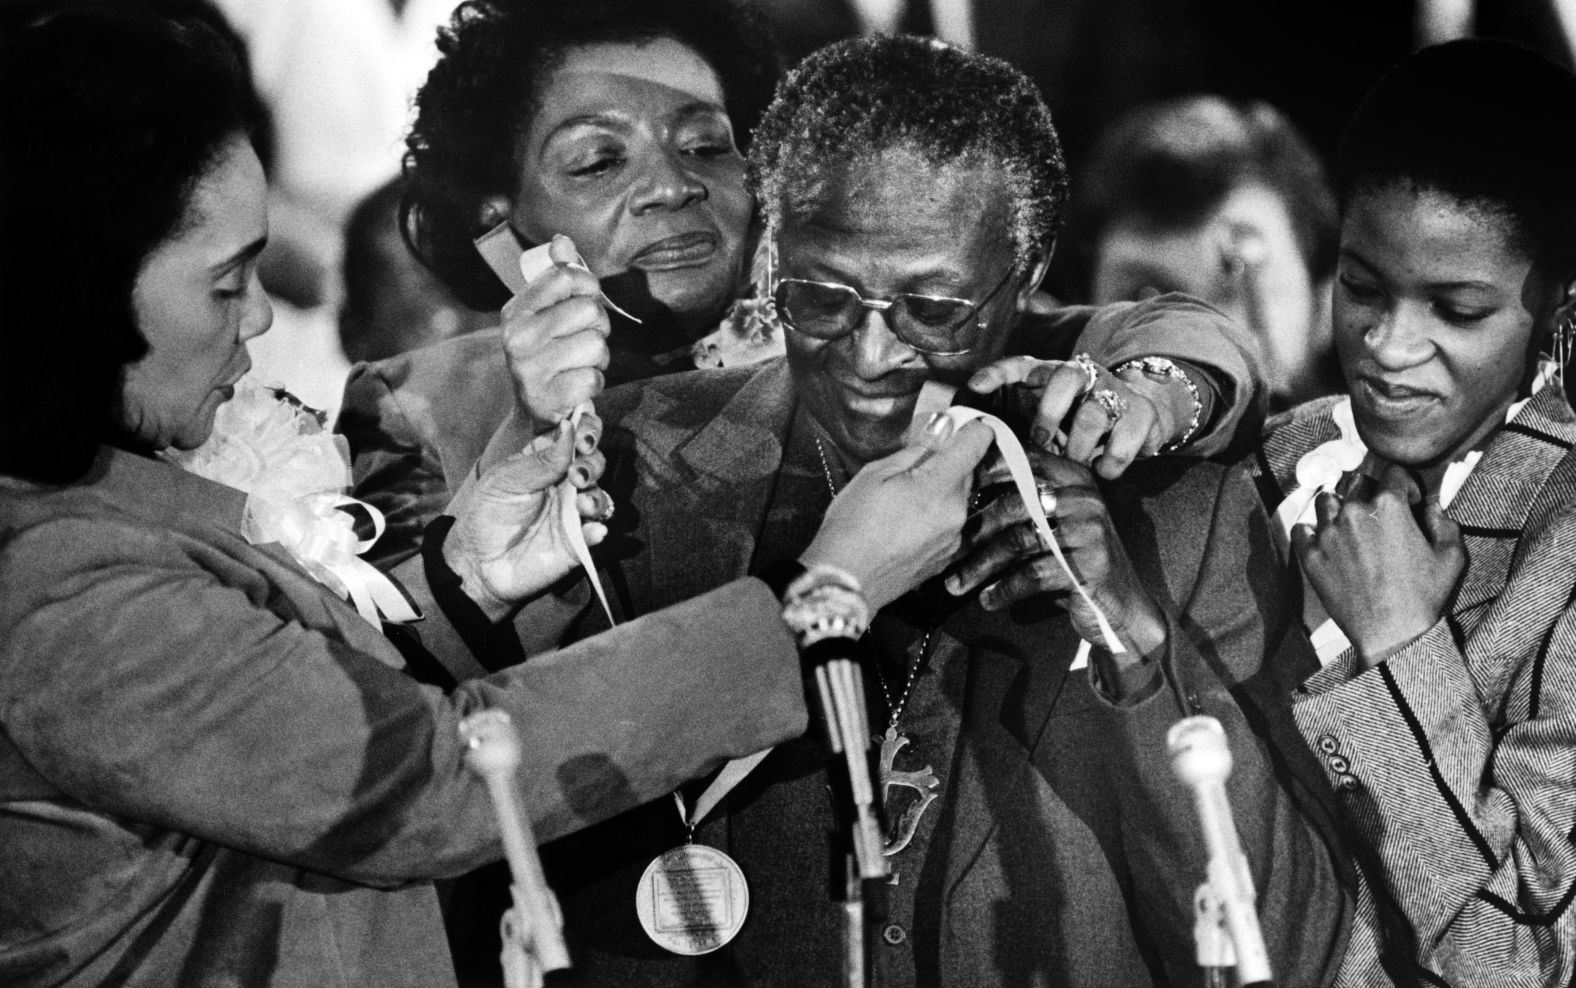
[638,749,770,954]
[635,843,750,955]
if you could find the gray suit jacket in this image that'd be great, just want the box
[0,448,807,987]
[1255,386,1576,986]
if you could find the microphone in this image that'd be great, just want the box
[780,565,889,883]
[1168,715,1272,986]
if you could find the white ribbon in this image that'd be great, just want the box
[245,491,420,628]
[916,382,1127,661]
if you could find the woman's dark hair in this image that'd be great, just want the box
[1061,96,1337,301]
[403,0,781,311]
[1,8,262,483]
[1336,38,1576,280]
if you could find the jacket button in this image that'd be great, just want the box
[882,924,907,946]
[1335,773,1360,793]
[1317,734,1339,755]
[1328,755,1350,774]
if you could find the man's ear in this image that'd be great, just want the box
[1014,247,1054,311]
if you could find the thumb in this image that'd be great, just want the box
[1422,497,1461,553]
[494,419,575,495]
[549,232,584,269]
[910,418,995,481]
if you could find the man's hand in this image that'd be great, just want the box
[443,422,612,621]
[943,452,1167,658]
[967,355,1188,479]
[501,234,611,435]
[1291,464,1465,667]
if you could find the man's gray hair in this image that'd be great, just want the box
[747,35,1068,270]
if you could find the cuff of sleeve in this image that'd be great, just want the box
[422,515,528,672]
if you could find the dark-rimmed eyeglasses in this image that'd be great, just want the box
[771,267,1017,356]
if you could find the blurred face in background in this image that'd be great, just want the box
[1092,184,1330,406]
[120,135,273,450]
[509,37,754,339]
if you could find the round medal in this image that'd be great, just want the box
[635,843,750,955]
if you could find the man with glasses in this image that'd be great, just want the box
[346,37,1348,987]
[341,37,1350,988]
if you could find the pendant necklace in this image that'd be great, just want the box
[814,435,943,863]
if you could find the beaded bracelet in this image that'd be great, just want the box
[780,564,870,646]
[1113,356,1203,453]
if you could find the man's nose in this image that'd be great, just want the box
[844,304,916,379]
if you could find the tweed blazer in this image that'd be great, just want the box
[337,295,1266,574]
[460,357,1350,986]
[1254,386,1576,987]
[0,448,807,988]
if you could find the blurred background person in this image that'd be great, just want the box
[339,175,495,363]
[1063,95,1342,411]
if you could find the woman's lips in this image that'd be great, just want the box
[1355,376,1438,418]
[631,231,719,270]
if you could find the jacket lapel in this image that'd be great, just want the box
[1443,386,1576,618]
[639,361,797,612]
[941,601,1084,901]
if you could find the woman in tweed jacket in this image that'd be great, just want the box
[1253,41,1576,987]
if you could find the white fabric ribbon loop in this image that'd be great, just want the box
[246,491,419,628]
[915,382,1126,661]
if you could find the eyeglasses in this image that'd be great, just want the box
[771,267,1018,356]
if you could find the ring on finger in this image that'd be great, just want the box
[1035,483,1058,518]
[1071,352,1101,397]
[1089,387,1129,423]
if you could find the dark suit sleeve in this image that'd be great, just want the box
[337,360,452,570]
[1014,294,1268,459]
[1091,464,1354,986]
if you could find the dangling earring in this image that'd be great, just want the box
[1554,309,1575,395]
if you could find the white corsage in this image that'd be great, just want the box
[163,380,418,628]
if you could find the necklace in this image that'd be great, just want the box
[813,434,942,860]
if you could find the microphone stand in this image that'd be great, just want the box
[460,710,571,988]
[806,639,890,988]
[1168,715,1274,988]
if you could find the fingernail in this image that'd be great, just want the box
[944,573,963,595]
[927,412,952,436]
[1031,425,1053,449]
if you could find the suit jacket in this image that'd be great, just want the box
[337,296,1265,575]
[1254,386,1576,987]
[0,448,807,988]
[447,356,1349,986]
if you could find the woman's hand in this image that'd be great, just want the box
[943,452,1167,658]
[967,356,1188,479]
[501,234,611,435]
[1291,464,1465,667]
[800,416,994,610]
[443,421,611,621]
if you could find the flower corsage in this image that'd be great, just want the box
[163,380,418,628]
